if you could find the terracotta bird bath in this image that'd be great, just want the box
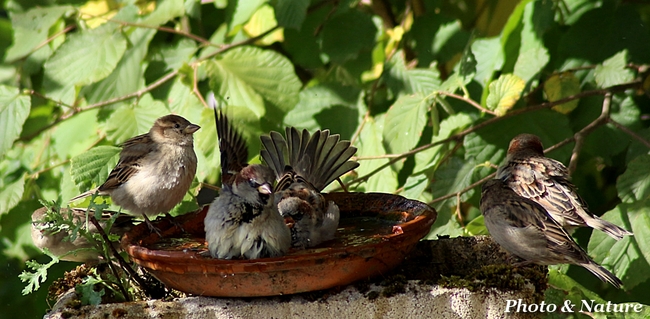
[122,192,436,297]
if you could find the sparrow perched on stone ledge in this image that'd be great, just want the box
[31,207,135,263]
[496,133,632,240]
[480,179,623,289]
[260,127,359,249]
[70,114,200,233]
[204,110,291,259]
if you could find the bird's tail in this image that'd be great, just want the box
[261,127,359,190]
[581,261,623,289]
[586,217,633,241]
[69,188,100,202]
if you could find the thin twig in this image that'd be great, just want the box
[88,216,157,298]
[429,172,496,204]
[608,118,650,149]
[568,93,612,175]
[343,81,640,188]
[436,91,497,115]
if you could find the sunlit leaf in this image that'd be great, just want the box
[545,72,581,114]
[207,46,301,120]
[0,85,30,158]
[589,203,649,290]
[354,115,398,193]
[43,25,127,104]
[243,5,283,45]
[5,6,72,62]
[486,74,525,116]
[0,176,25,216]
[616,155,650,203]
[105,95,169,143]
[595,50,634,88]
[70,146,121,190]
[383,94,428,154]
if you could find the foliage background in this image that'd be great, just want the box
[1,0,650,317]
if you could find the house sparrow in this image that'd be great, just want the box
[480,179,623,288]
[204,110,291,259]
[31,207,135,263]
[496,133,632,240]
[70,114,200,233]
[260,127,359,249]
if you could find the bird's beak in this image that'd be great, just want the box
[185,124,201,134]
[258,183,272,195]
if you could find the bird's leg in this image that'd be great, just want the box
[142,214,163,237]
[164,213,186,232]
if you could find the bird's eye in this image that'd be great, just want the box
[248,180,258,188]
[174,123,181,129]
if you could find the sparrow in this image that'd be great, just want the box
[496,133,632,240]
[260,127,359,249]
[31,207,135,263]
[204,110,291,259]
[480,179,623,288]
[70,114,200,233]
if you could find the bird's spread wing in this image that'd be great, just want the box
[215,109,248,186]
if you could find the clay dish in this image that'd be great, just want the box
[122,192,436,297]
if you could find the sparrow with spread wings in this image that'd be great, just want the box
[204,110,291,259]
[260,127,359,249]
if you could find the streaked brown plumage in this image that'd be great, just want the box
[261,127,359,249]
[480,179,623,289]
[496,133,632,240]
[70,115,200,232]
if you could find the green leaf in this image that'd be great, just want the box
[471,37,503,88]
[43,25,127,104]
[595,50,635,88]
[321,10,377,63]
[207,46,301,119]
[0,85,30,158]
[384,52,440,96]
[544,72,581,114]
[140,0,185,26]
[4,6,72,62]
[465,215,488,236]
[617,155,650,203]
[400,174,429,202]
[383,94,428,154]
[228,0,266,30]
[430,157,479,211]
[51,109,99,160]
[284,84,361,131]
[589,203,649,290]
[84,26,156,103]
[0,176,25,216]
[354,115,398,193]
[513,47,549,84]
[274,0,308,30]
[70,146,121,190]
[105,94,169,143]
[414,113,473,173]
[486,74,525,116]
[76,276,105,305]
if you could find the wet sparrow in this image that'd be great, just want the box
[204,110,291,259]
[70,114,200,233]
[496,133,632,240]
[480,179,623,288]
[260,127,359,249]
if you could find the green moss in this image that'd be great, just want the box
[438,264,547,301]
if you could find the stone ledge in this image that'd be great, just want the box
[44,236,545,319]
